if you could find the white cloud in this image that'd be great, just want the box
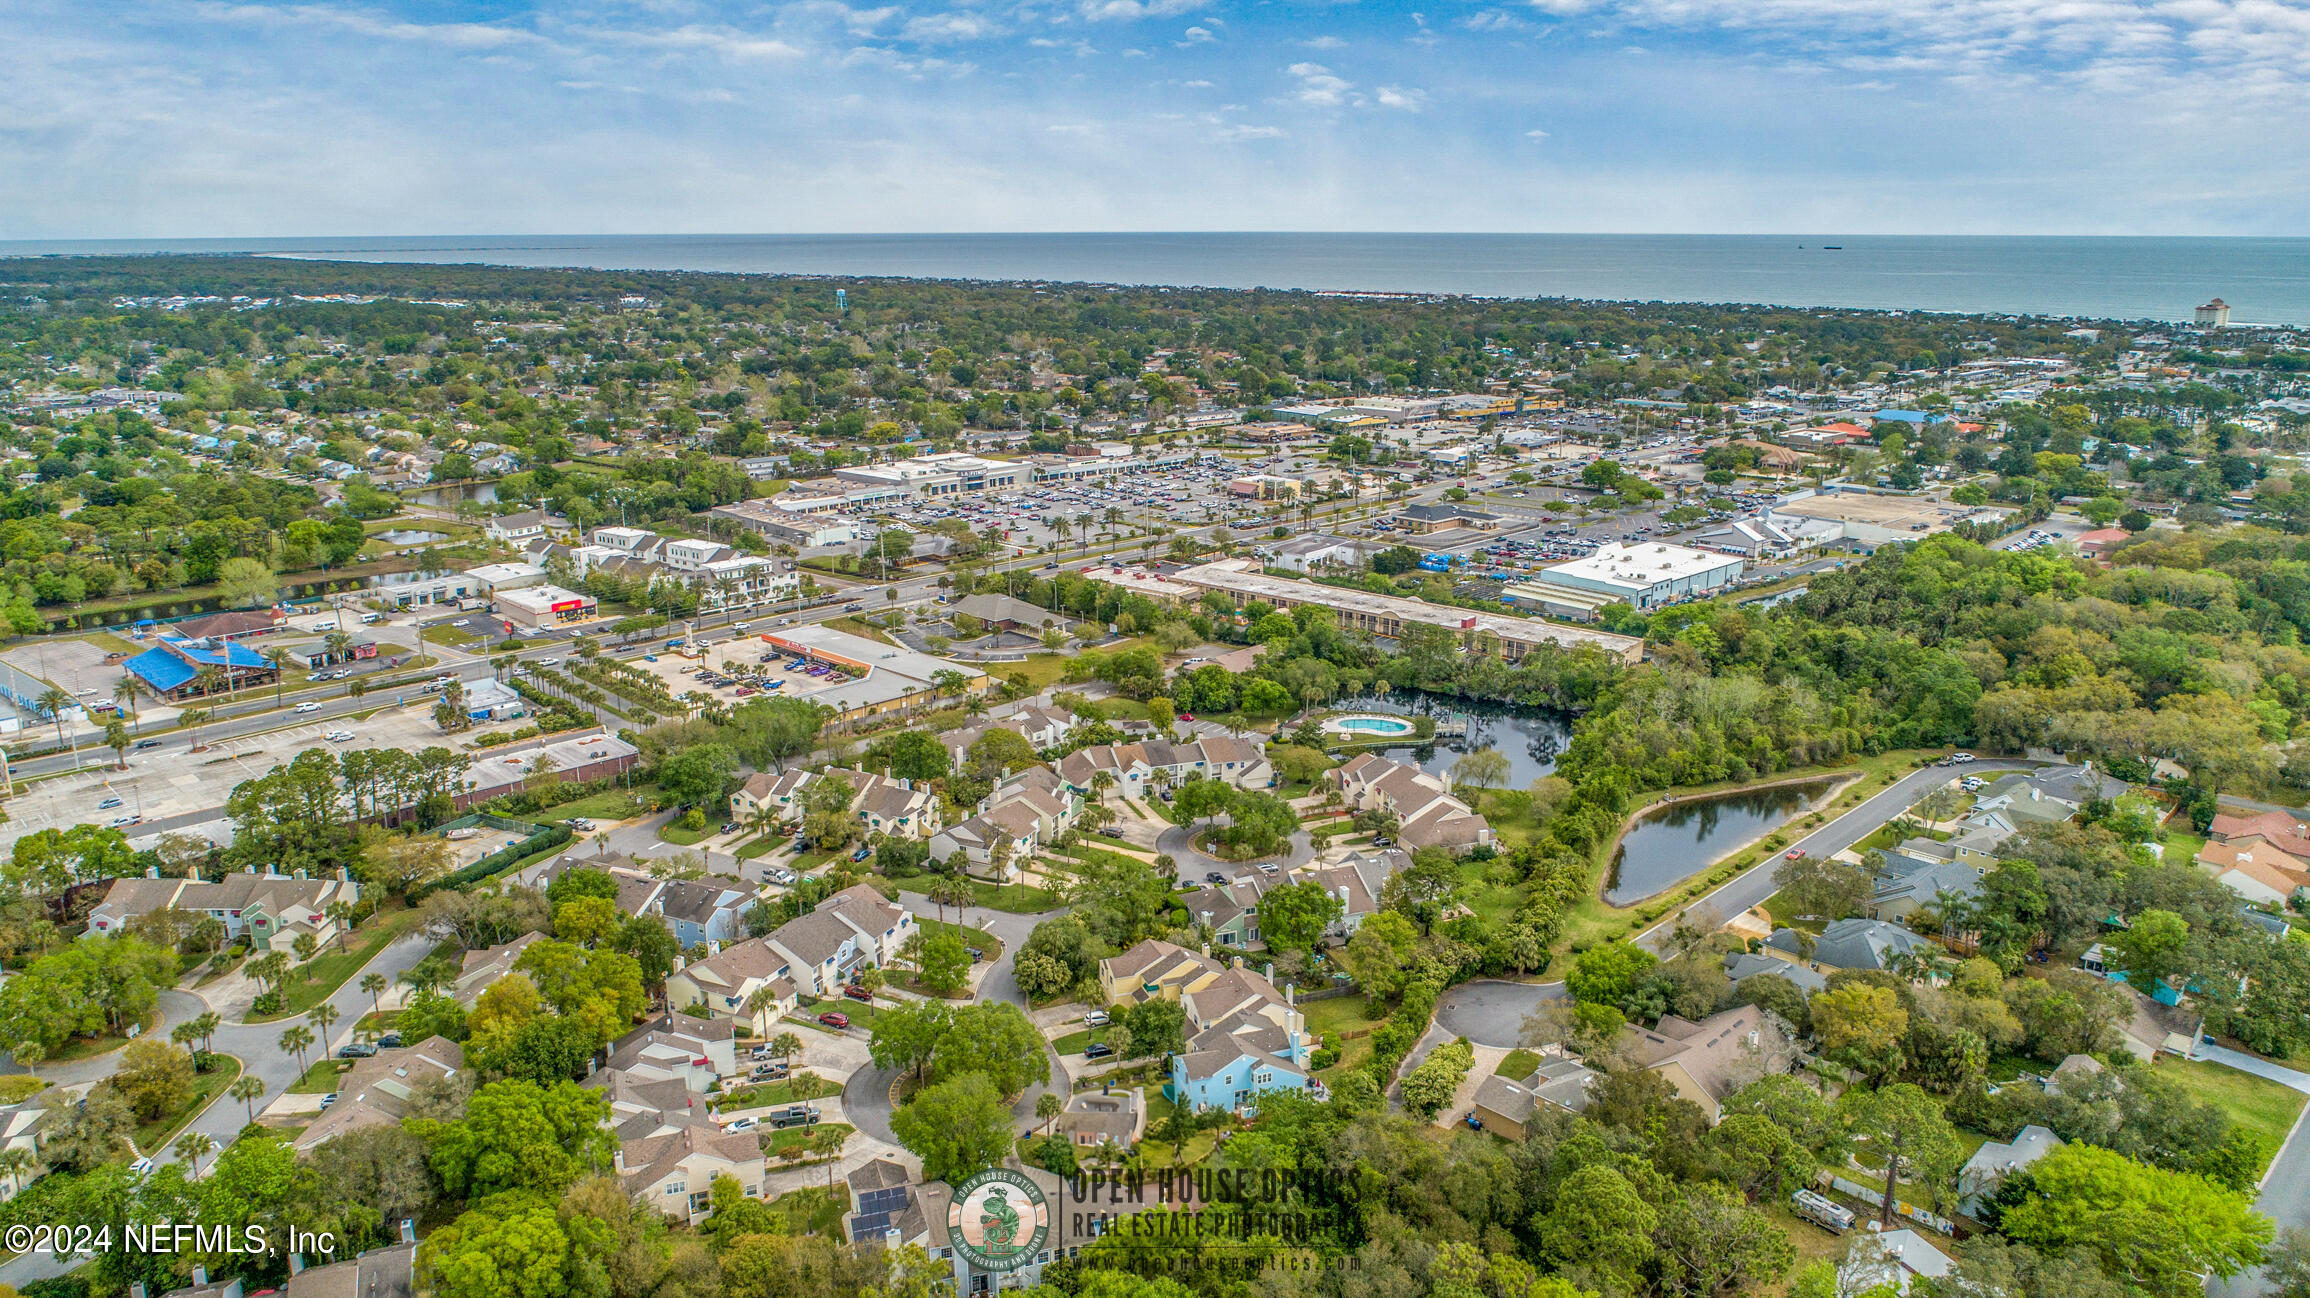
[1462,9,1527,31]
[902,11,996,41]
[1376,85,1426,110]
[1075,0,1208,20]
[185,2,545,51]
[1302,34,1346,49]
[1180,25,1215,42]
[1216,123,1285,140]
[1525,128,1551,140]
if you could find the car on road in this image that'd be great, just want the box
[1205,871,1228,884]
[843,984,873,1002]
[111,815,142,827]
[1786,849,1805,860]
[135,738,165,750]
[319,1093,338,1108]
[338,1042,377,1058]
[817,1011,851,1029]
[376,1032,403,1049]
[721,820,741,834]
[130,1157,157,1177]
[764,866,797,885]
[967,946,985,963]
[769,1105,820,1130]
[539,657,562,667]
[324,729,356,742]
[643,654,658,662]
[844,603,863,611]
[1177,712,1195,721]
[294,701,323,714]
[99,796,122,809]
[1944,752,1976,765]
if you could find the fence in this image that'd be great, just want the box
[412,814,567,897]
[1820,1172,1956,1236]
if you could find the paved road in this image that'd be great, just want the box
[0,931,436,1285]
[1432,979,1568,1048]
[1629,759,2039,954]
[2203,1046,2310,1298]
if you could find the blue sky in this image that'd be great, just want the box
[5,0,2309,237]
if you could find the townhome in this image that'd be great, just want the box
[1766,918,1939,973]
[1168,968,1314,1115]
[453,932,546,1004]
[567,525,796,610]
[1469,1048,1600,1138]
[282,1239,417,1298]
[729,768,816,826]
[1613,1005,1799,1123]
[591,1068,710,1140]
[1326,753,1494,851]
[928,800,1043,879]
[0,1103,50,1202]
[618,1122,770,1224]
[830,768,946,840]
[760,885,914,994]
[1055,736,1274,798]
[1053,1088,1146,1153]
[1973,763,2130,827]
[655,877,756,949]
[845,1163,1094,1291]
[292,1039,466,1153]
[976,766,1081,842]
[87,866,361,953]
[596,1013,741,1092]
[1287,848,1406,942]
[1181,875,1268,949]
[941,706,1080,770]
[663,938,801,1030]
[1099,938,1226,1005]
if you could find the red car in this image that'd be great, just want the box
[843,984,873,1003]
[1177,712,1195,721]
[1785,849,1805,860]
[817,1011,851,1029]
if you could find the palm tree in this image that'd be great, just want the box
[179,707,212,753]
[361,973,388,1018]
[230,1076,268,1122]
[279,1025,315,1076]
[35,685,72,753]
[0,1147,34,1195]
[323,631,354,665]
[743,985,781,1036]
[1036,1090,1064,1138]
[262,646,297,706]
[770,1031,803,1071]
[114,678,140,732]
[173,1131,215,1176]
[191,664,228,702]
[307,1002,340,1052]
[348,676,368,703]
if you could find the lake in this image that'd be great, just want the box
[1605,779,1838,906]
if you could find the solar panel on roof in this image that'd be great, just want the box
[858,1186,909,1215]
[850,1212,891,1240]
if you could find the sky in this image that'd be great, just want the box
[5,0,2310,238]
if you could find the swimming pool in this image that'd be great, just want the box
[1326,715,1415,736]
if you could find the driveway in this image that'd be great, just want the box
[2193,1042,2310,1094]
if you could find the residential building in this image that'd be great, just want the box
[1722,950,1828,995]
[87,866,360,952]
[1973,763,2130,826]
[1958,1125,2061,1217]
[1766,918,1939,973]
[1469,1049,1599,1138]
[729,768,817,826]
[1326,753,1493,851]
[618,1122,769,1224]
[2198,838,2309,907]
[1180,875,1268,949]
[663,940,800,1032]
[1099,938,1226,1005]
[568,526,795,611]
[2209,809,2310,862]
[592,1068,708,1140]
[1288,848,1406,942]
[1869,857,1985,923]
[483,510,565,544]
[851,1164,1094,1291]
[453,932,546,1003]
[760,883,914,996]
[726,766,942,840]
[656,877,757,949]
[1054,1087,1145,1153]
[927,799,1043,879]
[292,1039,466,1153]
[1839,1230,1954,1296]
[1261,534,1385,574]
[283,1241,417,1298]
[597,1012,741,1091]
[0,1103,50,1202]
[941,706,1080,770]
[1613,1006,1799,1123]
[1056,735,1273,798]
[1168,967,1313,1115]
[1083,559,1644,665]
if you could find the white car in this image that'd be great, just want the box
[538,657,562,667]
[324,730,356,743]
[726,1117,759,1132]
[295,701,323,714]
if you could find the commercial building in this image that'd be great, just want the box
[496,583,599,631]
[751,624,986,726]
[1513,542,1745,615]
[1084,559,1644,665]
[832,451,1026,498]
[1228,474,1302,500]
[1261,534,1385,574]
[1768,487,2001,550]
[123,637,279,701]
[463,561,549,596]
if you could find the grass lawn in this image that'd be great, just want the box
[554,786,660,820]
[1136,1094,1220,1166]
[133,1056,241,1155]
[1496,1049,1543,1078]
[763,1121,855,1159]
[659,823,708,846]
[768,1184,849,1236]
[1051,1026,1110,1056]
[47,1008,162,1063]
[2155,1056,2308,1170]
[290,1056,351,1095]
[719,1073,843,1109]
[736,836,779,860]
[421,624,481,647]
[890,874,1061,915]
[2161,828,2208,866]
[1302,994,1382,1036]
[912,918,1007,964]
[249,900,425,1022]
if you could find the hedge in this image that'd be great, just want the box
[413,823,572,898]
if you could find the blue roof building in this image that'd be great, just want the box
[124,638,278,700]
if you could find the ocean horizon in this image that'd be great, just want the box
[6,232,2309,325]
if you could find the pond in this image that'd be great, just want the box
[372,529,447,545]
[1604,778,1838,906]
[408,483,499,508]
[370,568,457,588]
[1330,693,1573,790]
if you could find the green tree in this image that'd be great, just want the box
[417,1079,615,1199]
[889,1073,1013,1185]
[217,556,278,610]
[1838,1082,1964,1229]
[1542,1163,1657,1286]
[2108,908,2191,993]
[915,933,971,995]
[931,1002,1050,1098]
[1999,1142,2272,1296]
[657,742,740,809]
[1255,879,1343,954]
[869,999,953,1084]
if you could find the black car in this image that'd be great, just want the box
[1083,1042,1114,1060]
[135,738,165,750]
[375,1032,404,1049]
[1204,871,1228,885]
[967,946,985,963]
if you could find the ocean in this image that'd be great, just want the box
[6,232,2309,325]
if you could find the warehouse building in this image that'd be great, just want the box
[1508,542,1744,618]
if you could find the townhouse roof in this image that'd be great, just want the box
[619,1122,765,1192]
[1615,1006,1796,1103]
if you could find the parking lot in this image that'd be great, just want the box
[0,700,518,855]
